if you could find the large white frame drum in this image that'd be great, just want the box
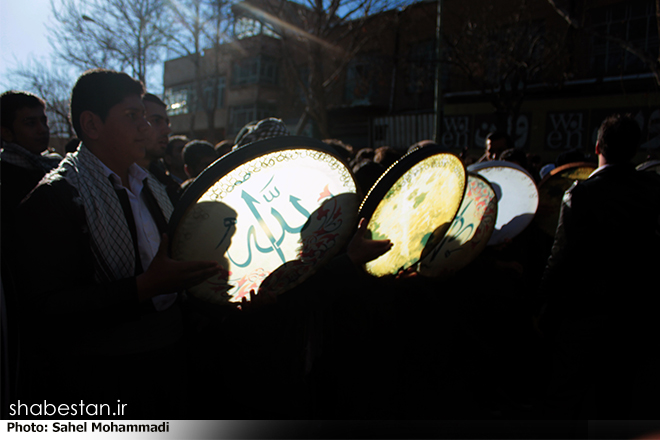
[467,160,539,246]
[169,136,359,304]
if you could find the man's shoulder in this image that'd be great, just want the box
[575,164,657,189]
[20,167,78,209]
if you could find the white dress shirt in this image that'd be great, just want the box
[99,161,177,311]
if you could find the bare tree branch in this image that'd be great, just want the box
[48,0,169,88]
[7,59,76,138]
[546,0,660,85]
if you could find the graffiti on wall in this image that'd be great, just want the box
[544,108,660,152]
[545,111,588,150]
[371,107,658,154]
[439,115,470,149]
[473,113,531,150]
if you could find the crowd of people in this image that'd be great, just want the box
[2,68,660,427]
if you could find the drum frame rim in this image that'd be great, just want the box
[636,159,660,172]
[357,145,466,223]
[168,136,354,248]
[538,161,597,187]
[467,159,537,182]
[359,146,468,276]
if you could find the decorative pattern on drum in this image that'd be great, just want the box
[364,153,466,277]
[467,161,539,246]
[418,173,497,277]
[535,162,595,237]
[171,142,358,304]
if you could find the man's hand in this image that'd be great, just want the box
[136,234,222,302]
[347,218,393,266]
[395,266,419,280]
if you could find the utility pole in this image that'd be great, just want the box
[433,0,444,144]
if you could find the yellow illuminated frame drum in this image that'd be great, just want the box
[169,136,359,304]
[359,148,467,277]
[418,173,498,278]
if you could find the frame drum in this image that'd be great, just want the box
[418,172,498,277]
[169,136,359,304]
[637,160,660,174]
[359,147,467,277]
[467,160,539,246]
[535,161,596,237]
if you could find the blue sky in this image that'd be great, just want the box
[0,0,53,90]
[0,0,164,93]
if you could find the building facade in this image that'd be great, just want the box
[162,0,659,163]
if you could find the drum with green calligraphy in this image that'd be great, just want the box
[169,136,359,304]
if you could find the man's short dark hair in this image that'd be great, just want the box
[1,90,46,131]
[69,68,145,138]
[322,138,354,164]
[183,140,217,169]
[214,139,233,157]
[143,93,167,108]
[597,114,641,165]
[167,135,189,155]
[486,130,513,149]
[500,148,528,169]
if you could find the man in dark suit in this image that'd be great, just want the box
[1,91,61,415]
[539,114,660,419]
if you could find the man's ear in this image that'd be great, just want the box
[595,141,601,156]
[184,163,192,178]
[79,110,102,140]
[1,126,15,143]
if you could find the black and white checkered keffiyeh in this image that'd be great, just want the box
[233,117,290,149]
[50,145,173,283]
[1,141,62,172]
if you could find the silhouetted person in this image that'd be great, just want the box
[233,118,290,150]
[140,93,181,205]
[183,140,218,179]
[350,147,374,168]
[539,114,660,418]
[214,139,233,158]
[478,130,513,162]
[500,148,528,169]
[322,138,355,165]
[1,91,60,234]
[1,91,60,413]
[374,146,402,169]
[164,135,188,184]
[352,159,385,196]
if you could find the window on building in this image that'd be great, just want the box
[589,0,658,76]
[406,40,436,96]
[232,56,279,86]
[202,77,226,110]
[164,85,192,115]
[164,77,226,115]
[234,16,280,40]
[230,103,277,133]
[344,54,388,105]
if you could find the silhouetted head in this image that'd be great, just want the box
[596,114,641,165]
